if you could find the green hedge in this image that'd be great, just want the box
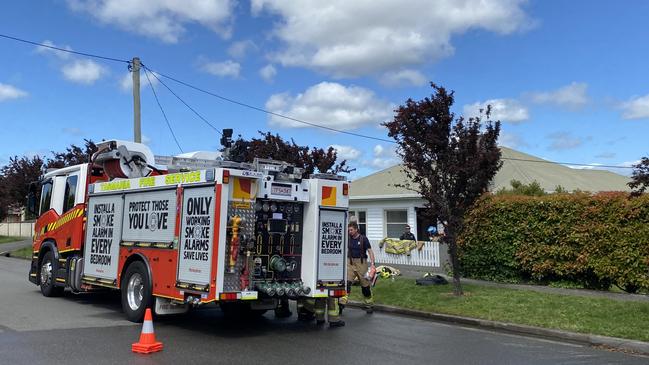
[458,193,649,292]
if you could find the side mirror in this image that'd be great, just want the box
[26,183,38,217]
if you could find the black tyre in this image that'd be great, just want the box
[121,261,152,322]
[39,251,64,297]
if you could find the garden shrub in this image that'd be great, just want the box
[458,192,649,292]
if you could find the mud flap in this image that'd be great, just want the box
[154,297,189,315]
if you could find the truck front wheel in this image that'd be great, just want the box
[121,261,152,322]
[39,251,64,297]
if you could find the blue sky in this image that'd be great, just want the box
[1,0,648,179]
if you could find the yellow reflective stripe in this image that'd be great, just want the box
[50,208,83,231]
[154,293,184,301]
[58,248,78,253]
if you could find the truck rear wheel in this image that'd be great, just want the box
[121,261,152,322]
[39,251,64,297]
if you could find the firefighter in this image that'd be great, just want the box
[297,297,345,327]
[340,221,375,314]
[399,224,417,241]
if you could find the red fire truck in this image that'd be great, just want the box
[27,139,348,322]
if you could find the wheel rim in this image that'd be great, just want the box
[40,260,52,287]
[127,273,144,311]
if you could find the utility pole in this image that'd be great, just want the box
[132,57,141,143]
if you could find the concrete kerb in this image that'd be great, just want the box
[347,301,649,355]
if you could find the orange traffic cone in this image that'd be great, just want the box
[132,308,163,354]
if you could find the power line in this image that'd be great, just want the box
[502,157,634,169]
[142,64,222,136]
[144,66,395,143]
[143,68,183,153]
[0,33,130,64]
[0,33,637,171]
[139,66,638,170]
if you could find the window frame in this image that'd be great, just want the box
[384,209,408,239]
[349,209,367,236]
[62,175,79,213]
[39,179,53,216]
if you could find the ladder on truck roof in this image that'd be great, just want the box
[154,155,346,182]
[154,155,253,173]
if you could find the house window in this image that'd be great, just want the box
[39,179,53,216]
[62,175,78,213]
[349,210,367,235]
[385,209,408,238]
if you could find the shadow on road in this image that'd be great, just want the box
[53,289,327,337]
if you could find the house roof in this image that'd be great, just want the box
[350,147,631,198]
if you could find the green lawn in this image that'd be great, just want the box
[9,246,33,259]
[350,277,649,342]
[0,236,23,244]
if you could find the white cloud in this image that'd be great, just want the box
[380,69,427,87]
[363,144,399,169]
[67,0,235,43]
[528,82,589,109]
[120,71,159,91]
[252,0,530,77]
[0,83,28,101]
[463,98,529,123]
[35,40,106,85]
[265,82,393,130]
[259,64,277,83]
[621,94,649,119]
[62,127,84,136]
[142,135,152,145]
[61,59,106,84]
[35,40,73,59]
[201,60,241,78]
[565,163,602,170]
[374,144,399,158]
[330,145,361,160]
[228,40,257,59]
[547,131,582,151]
[498,132,528,150]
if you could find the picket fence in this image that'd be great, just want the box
[373,240,440,267]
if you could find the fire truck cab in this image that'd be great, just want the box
[28,140,349,322]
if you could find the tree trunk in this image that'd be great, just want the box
[446,230,463,296]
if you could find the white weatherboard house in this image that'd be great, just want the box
[349,147,632,269]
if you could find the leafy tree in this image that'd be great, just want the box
[229,131,352,176]
[496,179,546,196]
[0,156,45,221]
[554,185,567,194]
[629,157,649,197]
[384,83,502,296]
[47,139,98,169]
[0,139,98,221]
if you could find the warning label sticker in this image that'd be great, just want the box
[317,209,346,281]
[83,195,124,280]
[122,190,177,243]
[177,186,216,285]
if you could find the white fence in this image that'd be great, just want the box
[0,222,34,238]
[373,240,440,267]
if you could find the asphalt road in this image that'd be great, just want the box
[1,256,647,365]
